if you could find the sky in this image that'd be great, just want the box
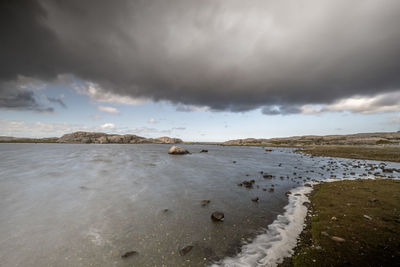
[1,0,400,142]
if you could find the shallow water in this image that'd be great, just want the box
[0,144,399,267]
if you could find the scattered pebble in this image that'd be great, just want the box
[121,251,137,258]
[179,245,194,256]
[363,215,372,220]
[201,200,211,206]
[251,197,259,202]
[331,236,346,242]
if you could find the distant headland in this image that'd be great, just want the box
[0,131,183,144]
[1,131,400,146]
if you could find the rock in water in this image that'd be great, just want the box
[121,251,137,258]
[251,197,259,202]
[168,146,189,155]
[200,149,208,153]
[211,211,224,221]
[179,245,194,256]
[201,200,211,206]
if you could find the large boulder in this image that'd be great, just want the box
[168,146,189,155]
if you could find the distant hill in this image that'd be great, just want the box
[223,132,400,146]
[2,131,400,146]
[0,132,183,144]
[57,131,183,144]
[0,136,58,143]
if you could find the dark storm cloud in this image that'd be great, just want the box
[262,105,302,116]
[1,0,400,113]
[0,90,53,113]
[47,96,67,108]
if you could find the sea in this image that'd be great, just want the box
[0,143,399,266]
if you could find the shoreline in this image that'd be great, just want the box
[279,178,400,266]
[213,185,313,266]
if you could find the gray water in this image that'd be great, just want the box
[0,144,399,267]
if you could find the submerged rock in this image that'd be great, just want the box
[251,197,259,202]
[211,211,224,221]
[168,146,189,155]
[121,251,137,258]
[179,245,194,256]
[242,180,255,188]
[201,200,211,206]
[200,149,208,153]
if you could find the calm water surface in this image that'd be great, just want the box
[0,144,399,266]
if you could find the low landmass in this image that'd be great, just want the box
[0,136,58,143]
[223,131,400,162]
[0,132,183,144]
[57,131,183,144]
[281,179,400,266]
[297,145,400,163]
[223,131,400,146]
[3,131,400,162]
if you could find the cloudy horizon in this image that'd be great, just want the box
[1,0,400,141]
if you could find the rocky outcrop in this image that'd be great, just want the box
[168,145,190,155]
[156,136,183,144]
[57,131,184,144]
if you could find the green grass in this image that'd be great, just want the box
[281,179,400,266]
[298,145,400,162]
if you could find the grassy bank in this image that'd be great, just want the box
[281,179,400,266]
[298,145,400,162]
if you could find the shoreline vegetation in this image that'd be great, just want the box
[280,179,400,266]
[296,145,400,163]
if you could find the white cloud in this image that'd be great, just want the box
[91,114,103,120]
[128,127,172,137]
[299,91,400,115]
[100,123,116,130]
[0,120,90,138]
[0,119,181,138]
[98,105,120,114]
[175,103,210,112]
[15,75,47,91]
[390,114,400,124]
[148,118,157,123]
[73,82,148,105]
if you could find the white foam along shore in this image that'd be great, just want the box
[212,175,398,267]
[212,185,313,267]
